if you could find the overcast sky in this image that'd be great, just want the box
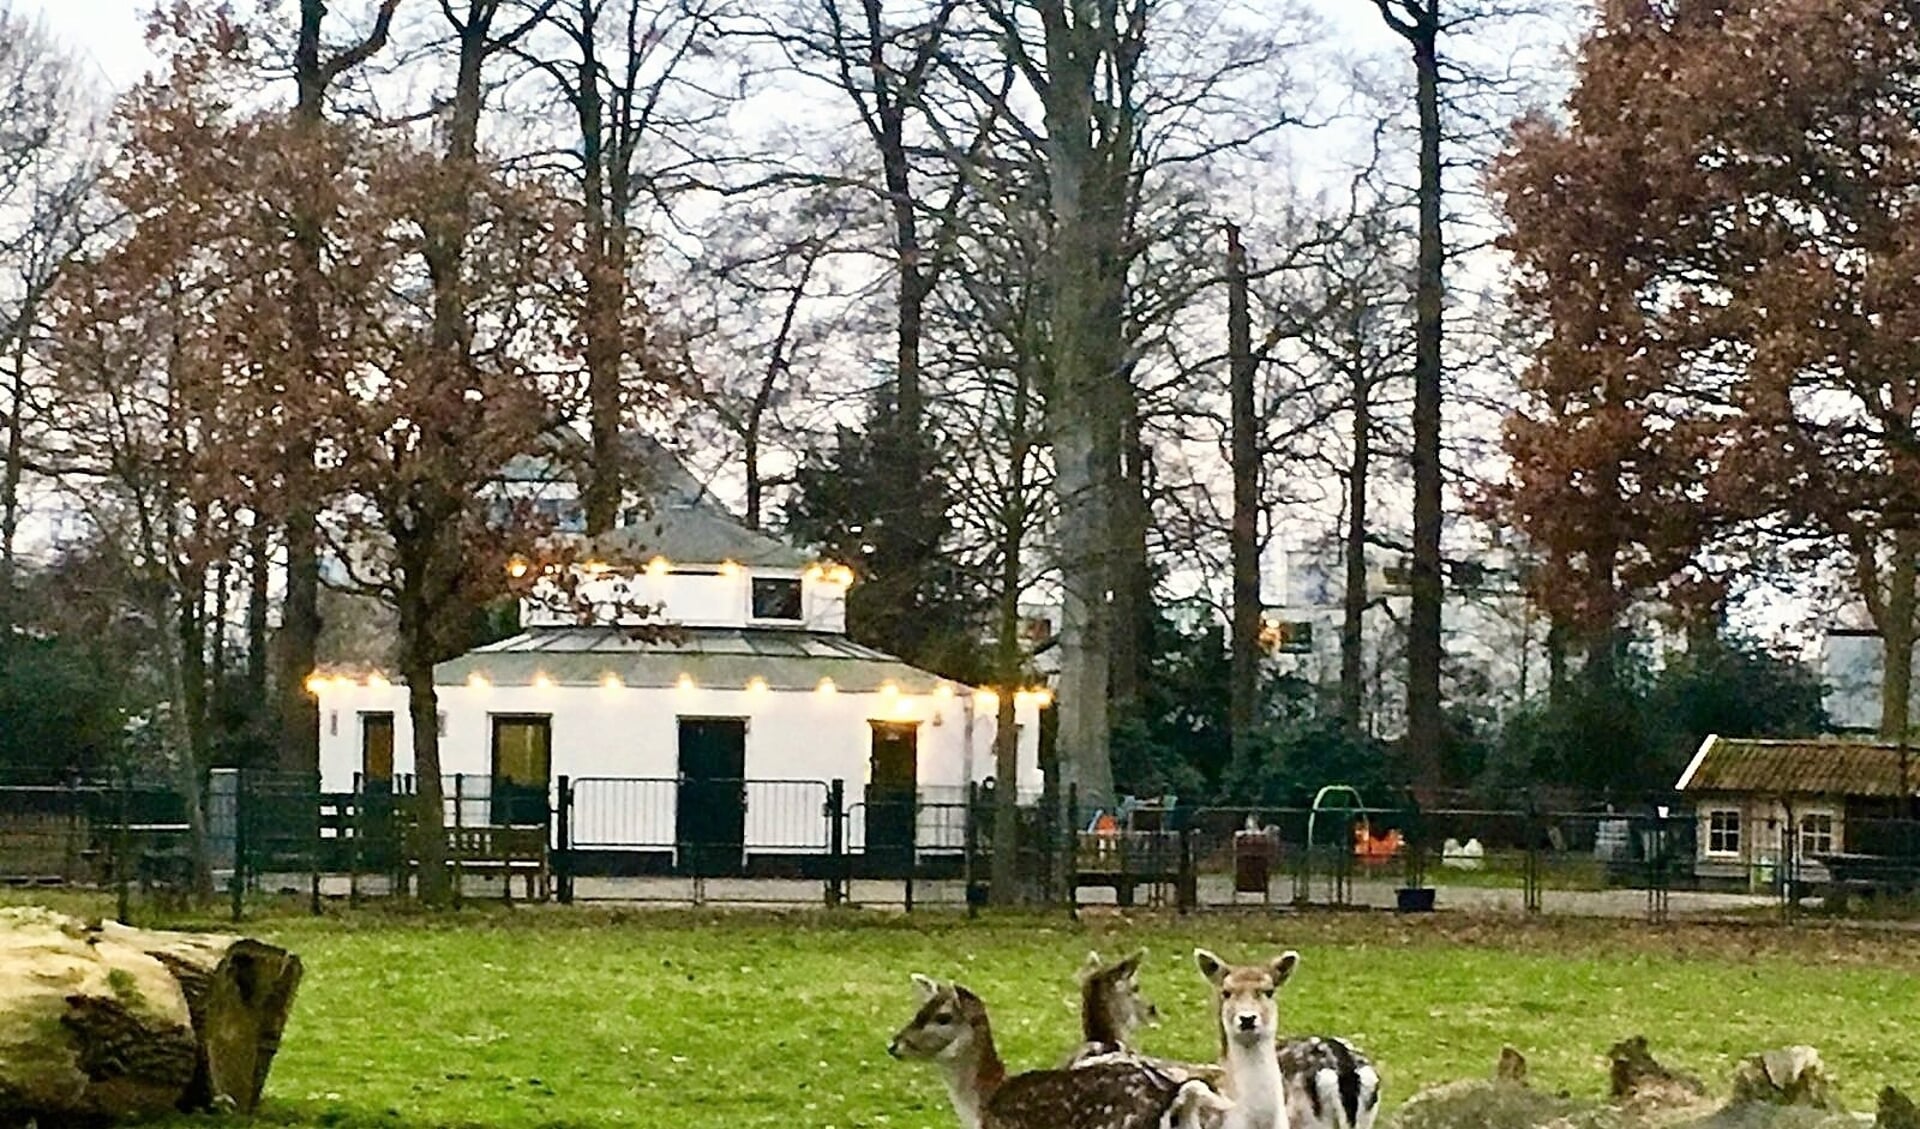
[16,0,156,87]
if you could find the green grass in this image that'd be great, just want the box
[8,894,1919,1128]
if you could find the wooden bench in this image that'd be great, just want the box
[1074,830,1187,907]
[444,825,550,902]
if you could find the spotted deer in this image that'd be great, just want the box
[1081,950,1378,1129]
[1063,950,1162,1065]
[1195,949,1296,1129]
[889,973,1232,1129]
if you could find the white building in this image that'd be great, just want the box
[310,440,1044,873]
[1263,540,1554,735]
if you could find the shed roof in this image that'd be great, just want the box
[434,627,957,693]
[1676,735,1920,798]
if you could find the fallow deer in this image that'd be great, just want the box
[1195,948,1296,1129]
[889,973,1232,1129]
[1063,950,1162,1066]
[1081,950,1379,1129]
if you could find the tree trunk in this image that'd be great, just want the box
[403,642,448,904]
[1038,0,1132,818]
[1226,224,1262,767]
[0,907,301,1122]
[575,5,624,538]
[989,346,1036,906]
[174,559,216,903]
[1878,530,1917,741]
[1340,334,1372,734]
[1404,6,1446,800]
[1109,389,1151,722]
[0,334,27,629]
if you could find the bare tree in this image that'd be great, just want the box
[0,4,107,626]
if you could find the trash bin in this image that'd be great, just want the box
[1234,830,1274,894]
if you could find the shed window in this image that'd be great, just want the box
[751,577,803,621]
[1798,812,1835,856]
[1707,809,1741,857]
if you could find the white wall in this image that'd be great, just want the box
[315,678,1042,853]
[520,567,847,632]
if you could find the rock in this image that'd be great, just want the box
[1610,1036,1708,1109]
[1877,1088,1919,1129]
[1729,1047,1842,1111]
[1498,1046,1530,1086]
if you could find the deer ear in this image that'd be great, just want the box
[1194,948,1228,986]
[910,973,941,1002]
[1270,951,1300,986]
[1080,950,1105,977]
[1114,949,1145,977]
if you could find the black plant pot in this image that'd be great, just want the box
[1396,886,1436,913]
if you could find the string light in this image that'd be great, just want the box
[805,564,825,582]
[532,672,556,689]
[879,681,899,698]
[973,689,999,709]
[746,676,769,693]
[676,672,695,691]
[366,673,391,691]
[466,672,491,690]
[934,683,955,700]
[816,677,837,696]
[600,672,624,690]
[646,556,670,578]
[718,560,742,577]
[506,556,531,579]
[582,559,610,575]
[303,673,328,696]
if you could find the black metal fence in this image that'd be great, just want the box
[7,767,1920,921]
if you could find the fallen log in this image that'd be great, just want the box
[0,906,301,1124]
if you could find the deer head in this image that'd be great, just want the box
[1080,949,1160,1046]
[889,973,988,1064]
[1194,949,1298,1052]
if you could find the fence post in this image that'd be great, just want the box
[1177,819,1196,914]
[115,763,131,925]
[556,774,574,905]
[903,789,916,914]
[1524,794,1542,915]
[963,782,980,918]
[230,766,247,923]
[825,779,846,908]
[310,773,323,916]
[1065,783,1079,920]
[452,774,466,909]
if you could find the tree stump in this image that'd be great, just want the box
[0,907,301,1124]
[1878,1087,1920,1129]
[1608,1035,1707,1109]
[1729,1046,1842,1111]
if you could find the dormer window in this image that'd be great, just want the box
[751,576,804,622]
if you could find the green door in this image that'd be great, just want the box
[677,718,747,876]
[490,716,552,826]
[866,722,918,875]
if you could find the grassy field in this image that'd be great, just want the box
[7,895,1919,1128]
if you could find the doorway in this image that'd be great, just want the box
[490,715,552,826]
[866,721,919,875]
[360,713,395,790]
[677,718,748,876]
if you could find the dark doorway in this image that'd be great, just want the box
[360,713,395,788]
[490,715,552,826]
[677,718,748,876]
[866,721,919,876]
